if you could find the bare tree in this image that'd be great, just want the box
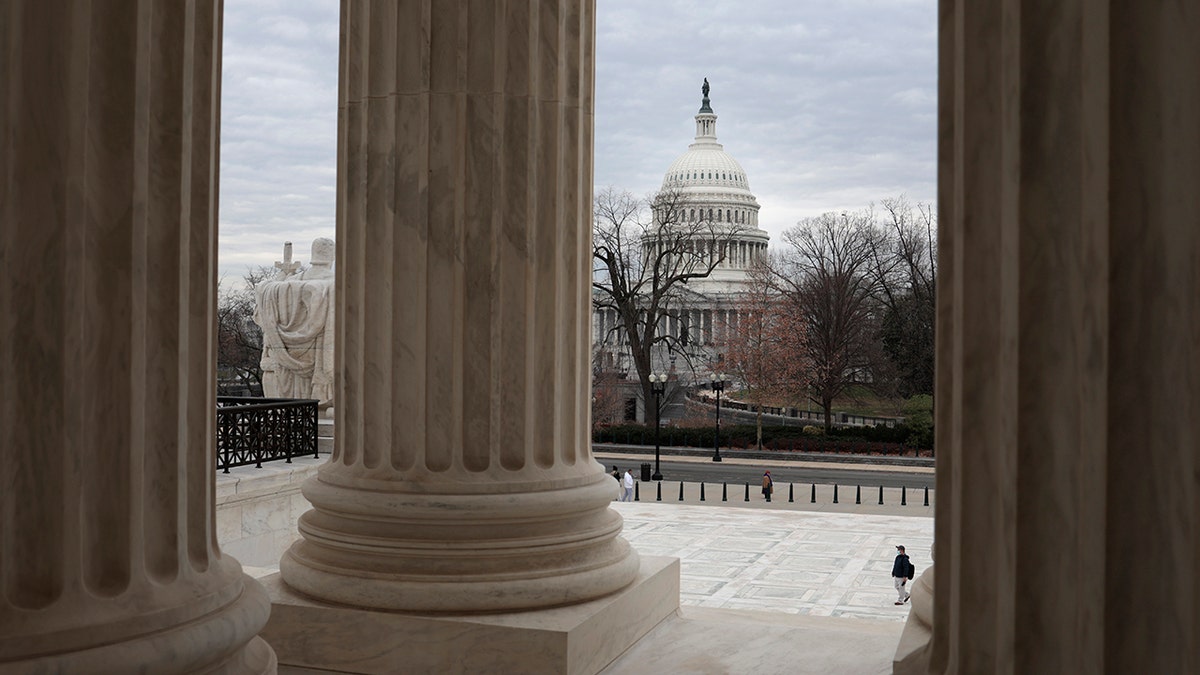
[592,186,746,418]
[590,343,627,428]
[866,196,937,398]
[216,265,281,396]
[721,267,808,448]
[766,211,881,431]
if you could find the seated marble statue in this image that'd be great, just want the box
[253,238,335,413]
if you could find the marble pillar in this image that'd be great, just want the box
[279,0,639,613]
[0,2,275,673]
[899,1,1200,672]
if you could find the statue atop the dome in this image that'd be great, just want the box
[699,78,713,114]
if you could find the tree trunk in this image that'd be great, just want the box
[756,408,763,450]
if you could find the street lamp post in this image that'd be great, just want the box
[649,373,666,480]
[711,373,728,462]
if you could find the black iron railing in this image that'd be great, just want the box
[216,397,319,473]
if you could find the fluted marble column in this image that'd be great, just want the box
[280,0,638,613]
[900,1,1200,672]
[0,2,275,673]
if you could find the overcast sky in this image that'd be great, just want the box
[218,0,936,280]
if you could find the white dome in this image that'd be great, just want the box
[658,84,760,208]
[662,148,753,194]
[644,81,769,298]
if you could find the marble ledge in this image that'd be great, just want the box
[261,555,680,675]
[602,606,902,675]
[216,457,325,505]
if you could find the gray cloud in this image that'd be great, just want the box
[217,0,935,278]
[219,0,339,279]
[594,0,937,241]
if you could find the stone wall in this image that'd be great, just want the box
[216,458,323,570]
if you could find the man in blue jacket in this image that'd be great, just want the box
[892,545,914,605]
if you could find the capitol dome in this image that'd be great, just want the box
[658,79,762,225]
[595,80,773,390]
[650,79,769,290]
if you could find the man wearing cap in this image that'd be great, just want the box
[892,545,914,605]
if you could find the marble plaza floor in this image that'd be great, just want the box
[612,501,932,623]
[602,502,931,674]
[257,467,933,673]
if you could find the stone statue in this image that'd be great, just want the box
[254,238,336,413]
[702,78,709,98]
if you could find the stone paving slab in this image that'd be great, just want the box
[244,499,932,624]
[612,502,933,623]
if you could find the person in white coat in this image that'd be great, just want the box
[622,469,635,502]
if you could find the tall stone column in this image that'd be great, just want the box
[898,1,1199,672]
[279,0,639,613]
[0,2,275,673]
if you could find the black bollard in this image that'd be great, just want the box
[679,481,684,501]
[700,483,706,501]
[923,486,929,506]
[744,482,750,502]
[635,481,640,502]
[833,484,839,504]
[722,482,728,501]
[856,485,861,504]
[878,485,884,505]
[788,483,794,503]
[902,485,908,505]
[656,481,662,502]
[810,483,816,504]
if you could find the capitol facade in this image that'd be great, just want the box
[594,82,770,417]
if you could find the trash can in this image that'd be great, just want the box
[640,463,652,481]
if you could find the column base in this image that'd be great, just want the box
[0,573,276,675]
[893,566,934,674]
[282,469,641,612]
[260,556,680,675]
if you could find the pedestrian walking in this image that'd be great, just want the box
[761,471,774,502]
[892,545,915,605]
[622,469,635,502]
[611,465,621,500]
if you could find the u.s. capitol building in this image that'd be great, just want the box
[594,82,770,419]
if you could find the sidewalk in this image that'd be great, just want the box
[594,442,934,468]
[596,449,935,474]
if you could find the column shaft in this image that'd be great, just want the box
[916,1,1200,672]
[0,2,274,672]
[281,0,637,613]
